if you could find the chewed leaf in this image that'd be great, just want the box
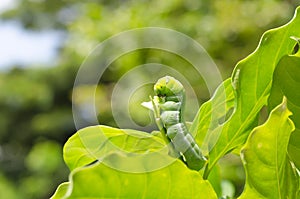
[291,36,300,55]
[239,99,298,199]
[196,7,300,177]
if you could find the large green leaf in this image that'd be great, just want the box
[195,7,300,177]
[239,100,299,199]
[190,78,235,155]
[268,55,300,169]
[63,125,166,171]
[52,152,218,199]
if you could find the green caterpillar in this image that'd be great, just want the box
[143,76,206,170]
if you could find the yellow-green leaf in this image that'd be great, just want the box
[63,125,166,171]
[53,153,218,199]
[239,99,298,199]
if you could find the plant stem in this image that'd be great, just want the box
[203,164,210,180]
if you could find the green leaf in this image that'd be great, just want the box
[63,125,166,171]
[239,99,299,199]
[199,7,300,177]
[50,182,70,199]
[190,78,235,156]
[268,55,300,169]
[53,152,218,199]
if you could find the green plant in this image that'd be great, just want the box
[51,6,300,199]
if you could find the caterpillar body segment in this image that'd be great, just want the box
[152,76,207,170]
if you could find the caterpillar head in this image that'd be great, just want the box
[154,76,185,102]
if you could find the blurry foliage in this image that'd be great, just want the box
[0,0,298,198]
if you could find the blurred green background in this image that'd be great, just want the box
[0,0,298,198]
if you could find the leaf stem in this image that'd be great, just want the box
[203,164,210,179]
